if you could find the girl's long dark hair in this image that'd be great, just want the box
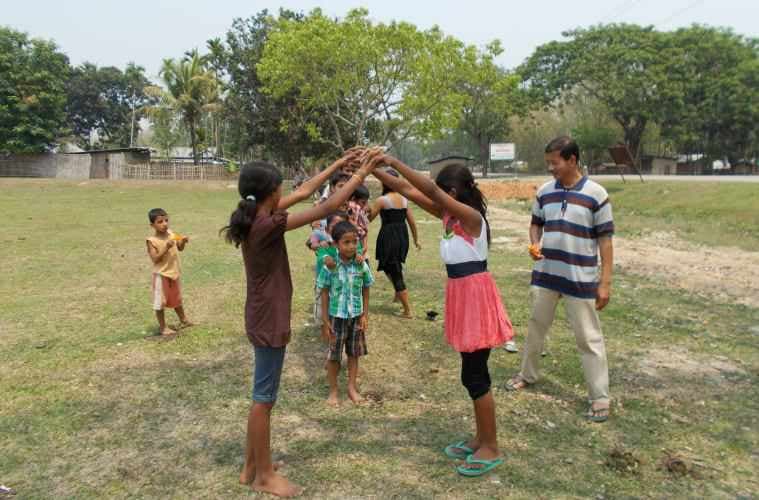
[381,168,399,195]
[221,161,283,248]
[435,164,491,245]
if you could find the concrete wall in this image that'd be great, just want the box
[0,153,97,179]
[56,155,90,179]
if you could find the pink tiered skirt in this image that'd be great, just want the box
[444,272,513,353]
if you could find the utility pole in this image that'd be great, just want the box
[129,91,136,147]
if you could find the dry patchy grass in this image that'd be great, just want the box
[1,178,758,499]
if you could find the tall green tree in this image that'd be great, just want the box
[455,41,524,176]
[159,51,221,164]
[521,24,683,164]
[213,9,335,167]
[66,62,154,149]
[663,26,759,162]
[0,27,70,153]
[144,86,183,158]
[569,92,621,166]
[258,8,464,151]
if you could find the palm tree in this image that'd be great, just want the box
[159,51,220,164]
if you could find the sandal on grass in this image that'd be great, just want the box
[444,441,474,460]
[504,375,530,392]
[586,404,609,423]
[456,454,504,477]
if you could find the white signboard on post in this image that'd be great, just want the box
[490,143,515,161]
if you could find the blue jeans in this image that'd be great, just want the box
[252,346,286,404]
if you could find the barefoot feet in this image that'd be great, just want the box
[347,386,364,404]
[252,472,302,498]
[326,391,340,407]
[239,461,284,485]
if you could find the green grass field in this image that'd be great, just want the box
[506,179,759,250]
[1,178,758,499]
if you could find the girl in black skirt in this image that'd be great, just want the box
[369,168,420,318]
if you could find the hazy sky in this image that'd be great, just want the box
[4,0,758,81]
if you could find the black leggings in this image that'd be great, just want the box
[460,349,492,400]
[383,267,406,293]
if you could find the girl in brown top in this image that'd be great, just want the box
[221,149,379,498]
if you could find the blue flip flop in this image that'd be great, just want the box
[444,441,474,460]
[456,454,504,477]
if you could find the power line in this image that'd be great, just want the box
[612,0,645,20]
[599,0,644,23]
[656,0,705,28]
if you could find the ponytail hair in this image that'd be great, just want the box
[435,164,491,245]
[221,161,283,247]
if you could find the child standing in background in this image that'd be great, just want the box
[317,221,374,405]
[318,171,351,205]
[309,212,347,323]
[146,208,192,336]
[348,184,370,259]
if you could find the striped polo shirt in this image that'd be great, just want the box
[530,176,614,299]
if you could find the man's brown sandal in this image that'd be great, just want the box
[504,375,530,391]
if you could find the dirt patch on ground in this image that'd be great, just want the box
[638,347,747,380]
[488,204,759,308]
[614,232,759,307]
[479,181,538,201]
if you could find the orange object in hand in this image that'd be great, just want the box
[171,233,185,241]
[528,243,542,259]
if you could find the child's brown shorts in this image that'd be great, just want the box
[152,274,182,310]
[327,316,367,362]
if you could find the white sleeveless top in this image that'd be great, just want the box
[440,214,488,265]
[380,194,408,209]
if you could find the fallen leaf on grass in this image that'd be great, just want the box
[660,451,703,479]
[363,391,384,406]
[606,446,642,475]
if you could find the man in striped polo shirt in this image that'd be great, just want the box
[507,136,614,422]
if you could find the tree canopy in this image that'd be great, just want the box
[210,9,337,167]
[66,62,154,149]
[0,27,70,153]
[663,26,759,162]
[158,51,221,164]
[4,15,758,173]
[521,24,684,163]
[455,41,524,176]
[258,8,464,152]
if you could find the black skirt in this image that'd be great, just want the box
[375,208,409,274]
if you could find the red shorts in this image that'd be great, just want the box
[151,274,182,310]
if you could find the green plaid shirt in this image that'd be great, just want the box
[317,258,374,319]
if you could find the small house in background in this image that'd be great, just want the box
[641,155,677,175]
[0,147,150,179]
[427,155,473,180]
[68,147,151,178]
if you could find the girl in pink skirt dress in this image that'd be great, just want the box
[371,155,513,477]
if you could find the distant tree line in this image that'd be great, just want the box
[1,14,757,172]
